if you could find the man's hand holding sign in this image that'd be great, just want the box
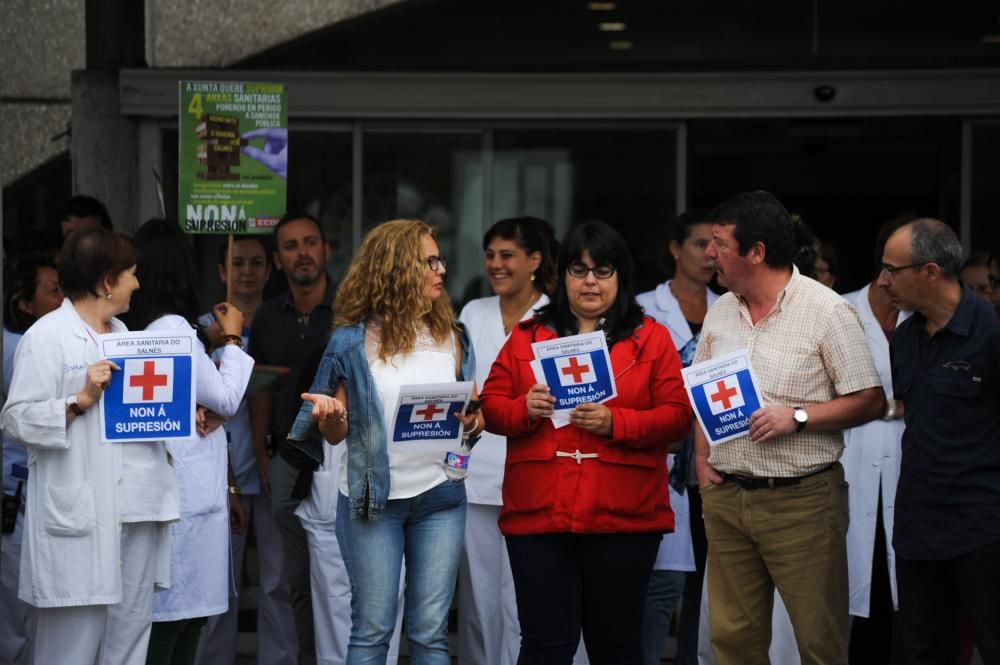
[747,405,802,443]
[680,350,765,488]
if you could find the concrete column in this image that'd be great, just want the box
[70,0,145,236]
[70,69,140,235]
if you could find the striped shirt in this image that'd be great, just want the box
[694,267,881,477]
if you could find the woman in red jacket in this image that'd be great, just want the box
[481,221,693,665]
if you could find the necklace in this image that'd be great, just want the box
[502,291,541,336]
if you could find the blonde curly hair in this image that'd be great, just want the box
[334,219,456,360]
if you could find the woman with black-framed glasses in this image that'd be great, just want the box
[481,221,694,665]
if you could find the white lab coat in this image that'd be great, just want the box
[841,284,908,616]
[636,281,719,572]
[150,315,254,621]
[458,294,549,505]
[636,280,720,357]
[0,299,177,607]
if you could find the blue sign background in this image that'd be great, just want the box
[540,352,613,410]
[392,401,465,443]
[690,369,761,443]
[103,356,194,441]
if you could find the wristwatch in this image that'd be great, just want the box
[793,407,808,432]
[65,394,85,416]
[883,399,897,421]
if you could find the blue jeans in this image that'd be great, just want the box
[641,569,687,665]
[335,479,467,665]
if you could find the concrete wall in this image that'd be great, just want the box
[1,0,403,188]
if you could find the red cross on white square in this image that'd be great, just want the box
[410,401,448,423]
[555,354,596,386]
[707,375,745,416]
[122,358,174,404]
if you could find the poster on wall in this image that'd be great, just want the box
[178,80,287,235]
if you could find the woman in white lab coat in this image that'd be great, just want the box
[635,210,717,665]
[1,228,180,665]
[457,216,555,665]
[121,220,253,665]
[841,282,907,663]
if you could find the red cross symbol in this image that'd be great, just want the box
[561,356,591,383]
[710,380,739,410]
[129,360,168,401]
[415,403,445,421]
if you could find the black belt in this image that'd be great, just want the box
[722,463,836,490]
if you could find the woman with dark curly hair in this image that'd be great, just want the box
[456,216,558,665]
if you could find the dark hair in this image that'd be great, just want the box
[483,216,558,295]
[532,221,645,345]
[59,227,138,301]
[274,211,324,244]
[989,247,1000,271]
[790,216,821,278]
[873,212,919,275]
[663,209,711,276]
[961,251,990,271]
[120,219,202,331]
[59,195,112,230]
[709,191,796,268]
[4,252,58,333]
[217,235,269,266]
[669,209,712,246]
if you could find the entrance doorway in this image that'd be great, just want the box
[689,118,962,292]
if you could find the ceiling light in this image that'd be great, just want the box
[983,35,1000,43]
[588,2,616,10]
[599,22,627,31]
[608,40,634,50]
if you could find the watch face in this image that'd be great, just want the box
[794,409,807,423]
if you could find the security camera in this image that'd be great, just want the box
[813,85,836,103]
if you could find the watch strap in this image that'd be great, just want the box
[66,395,85,416]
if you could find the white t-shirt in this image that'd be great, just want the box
[339,321,460,500]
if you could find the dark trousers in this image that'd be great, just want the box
[896,539,1000,665]
[849,492,904,665]
[269,451,317,665]
[506,531,660,665]
[146,618,207,665]
[675,485,707,665]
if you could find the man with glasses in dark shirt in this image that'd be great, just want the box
[249,212,334,665]
[877,218,1000,665]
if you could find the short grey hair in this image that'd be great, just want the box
[909,218,963,279]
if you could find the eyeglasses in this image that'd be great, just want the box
[880,261,929,277]
[567,262,616,280]
[424,255,446,272]
[989,274,1000,291]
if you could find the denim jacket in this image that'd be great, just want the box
[287,321,475,521]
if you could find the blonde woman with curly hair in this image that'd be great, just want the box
[288,219,482,665]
